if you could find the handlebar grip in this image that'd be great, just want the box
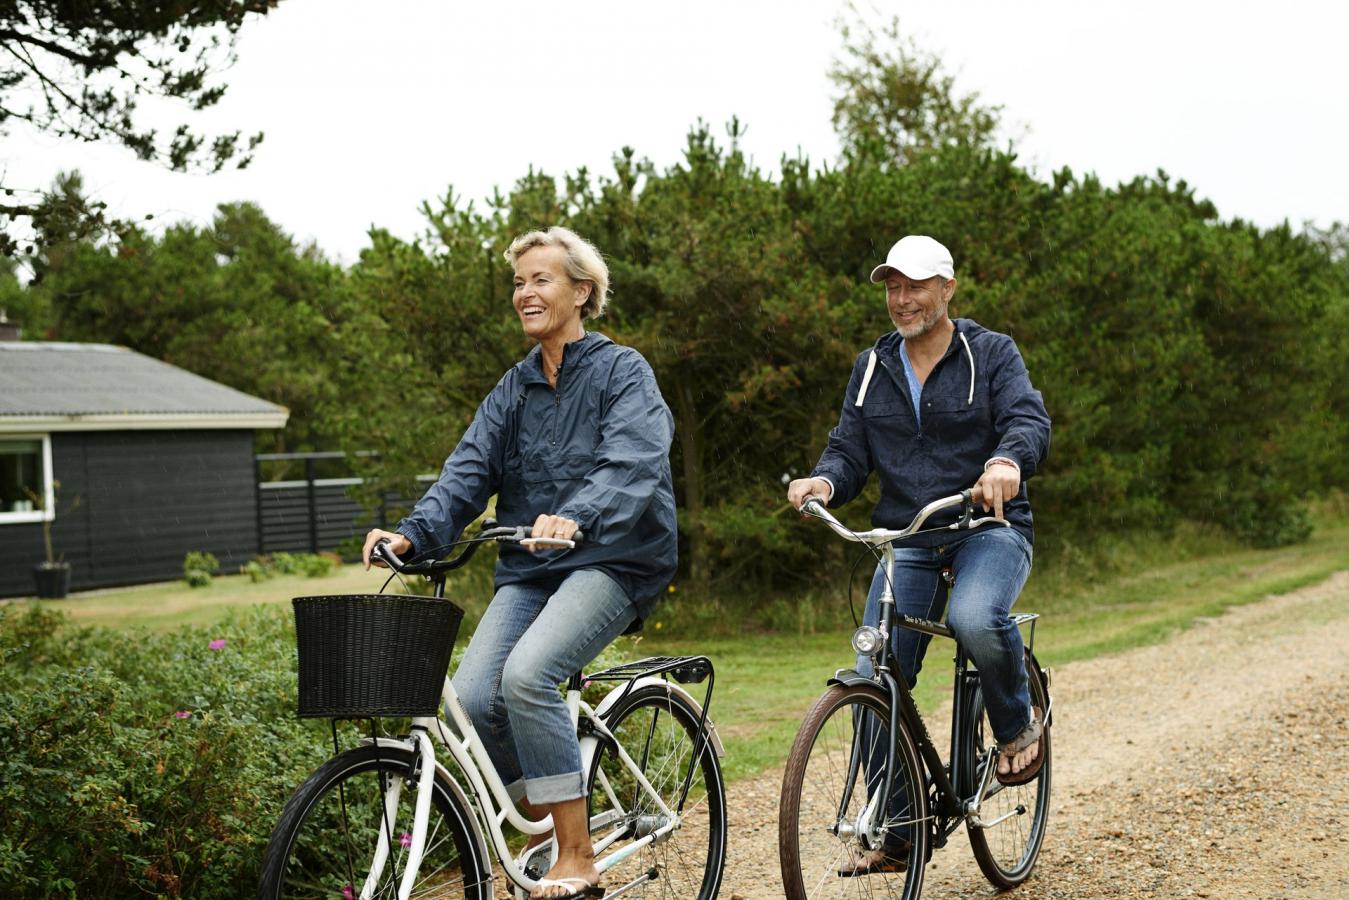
[370,538,402,570]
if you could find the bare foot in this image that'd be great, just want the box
[998,739,1040,777]
[837,844,909,876]
[996,707,1043,779]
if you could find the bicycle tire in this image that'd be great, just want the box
[258,743,490,900]
[584,684,727,899]
[961,651,1052,888]
[779,683,929,900]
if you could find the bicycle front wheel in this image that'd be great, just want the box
[961,651,1052,888]
[779,683,929,900]
[585,684,727,899]
[258,743,490,900]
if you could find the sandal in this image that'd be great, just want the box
[530,876,604,899]
[837,842,910,877]
[996,706,1045,786]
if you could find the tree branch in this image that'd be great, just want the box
[0,28,107,69]
[0,203,41,217]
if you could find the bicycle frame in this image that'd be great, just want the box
[801,493,1040,848]
[352,666,721,900]
[353,530,721,899]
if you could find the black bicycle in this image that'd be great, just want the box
[778,492,1053,899]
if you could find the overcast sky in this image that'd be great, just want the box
[5,0,1347,265]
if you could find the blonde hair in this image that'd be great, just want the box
[505,226,610,319]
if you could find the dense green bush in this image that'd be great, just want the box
[242,551,343,582]
[182,550,220,587]
[0,603,332,898]
[0,592,642,898]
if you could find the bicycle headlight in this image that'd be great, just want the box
[851,626,885,657]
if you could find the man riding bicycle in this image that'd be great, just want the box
[787,234,1051,874]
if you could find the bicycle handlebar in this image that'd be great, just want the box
[800,490,1008,546]
[372,522,584,578]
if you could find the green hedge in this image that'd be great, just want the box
[0,603,331,898]
[0,596,642,897]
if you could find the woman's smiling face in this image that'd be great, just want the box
[511,244,589,344]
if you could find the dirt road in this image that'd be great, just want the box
[720,571,1349,898]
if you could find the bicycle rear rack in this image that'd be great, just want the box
[584,655,718,820]
[586,655,712,686]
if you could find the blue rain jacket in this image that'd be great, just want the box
[813,319,1051,547]
[398,332,677,627]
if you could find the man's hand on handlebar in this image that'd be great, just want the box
[362,528,411,570]
[787,477,833,512]
[971,463,1019,521]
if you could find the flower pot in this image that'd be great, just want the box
[33,563,71,599]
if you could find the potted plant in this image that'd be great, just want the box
[29,482,77,599]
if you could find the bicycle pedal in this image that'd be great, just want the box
[520,841,553,881]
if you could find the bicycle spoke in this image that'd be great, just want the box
[587,687,726,899]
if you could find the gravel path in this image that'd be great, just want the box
[719,570,1349,899]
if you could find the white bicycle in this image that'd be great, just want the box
[257,523,727,900]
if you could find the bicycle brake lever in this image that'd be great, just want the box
[955,490,975,529]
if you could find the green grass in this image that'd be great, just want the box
[9,516,1349,782]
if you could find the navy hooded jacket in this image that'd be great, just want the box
[812,319,1050,547]
[398,332,677,626]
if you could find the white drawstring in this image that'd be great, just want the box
[959,332,975,405]
[856,335,973,407]
[854,350,878,407]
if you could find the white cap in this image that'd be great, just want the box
[869,235,955,283]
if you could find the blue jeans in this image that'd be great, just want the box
[452,568,636,805]
[856,526,1034,846]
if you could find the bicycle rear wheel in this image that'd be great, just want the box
[585,684,727,899]
[961,651,1052,888]
[258,743,490,900]
[779,683,929,900]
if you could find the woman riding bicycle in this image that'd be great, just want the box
[361,226,677,900]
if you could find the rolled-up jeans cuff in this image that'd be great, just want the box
[524,771,585,805]
[506,777,528,805]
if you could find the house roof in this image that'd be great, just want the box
[0,342,289,433]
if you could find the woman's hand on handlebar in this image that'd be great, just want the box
[787,477,833,512]
[362,528,411,570]
[529,514,579,553]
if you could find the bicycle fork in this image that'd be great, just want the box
[365,725,437,900]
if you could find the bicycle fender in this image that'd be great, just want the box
[359,736,493,873]
[827,667,881,690]
[593,676,726,758]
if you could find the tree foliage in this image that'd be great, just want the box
[9,15,1347,597]
[0,0,279,255]
[829,9,1000,167]
[32,199,347,453]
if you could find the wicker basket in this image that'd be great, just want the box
[292,594,464,718]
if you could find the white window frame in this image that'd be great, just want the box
[0,434,55,526]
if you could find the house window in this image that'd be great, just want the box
[0,435,54,525]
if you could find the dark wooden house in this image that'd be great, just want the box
[0,342,287,597]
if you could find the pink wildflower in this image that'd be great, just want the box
[342,885,355,900]
[174,710,192,719]
[208,639,227,650]
[399,831,412,848]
